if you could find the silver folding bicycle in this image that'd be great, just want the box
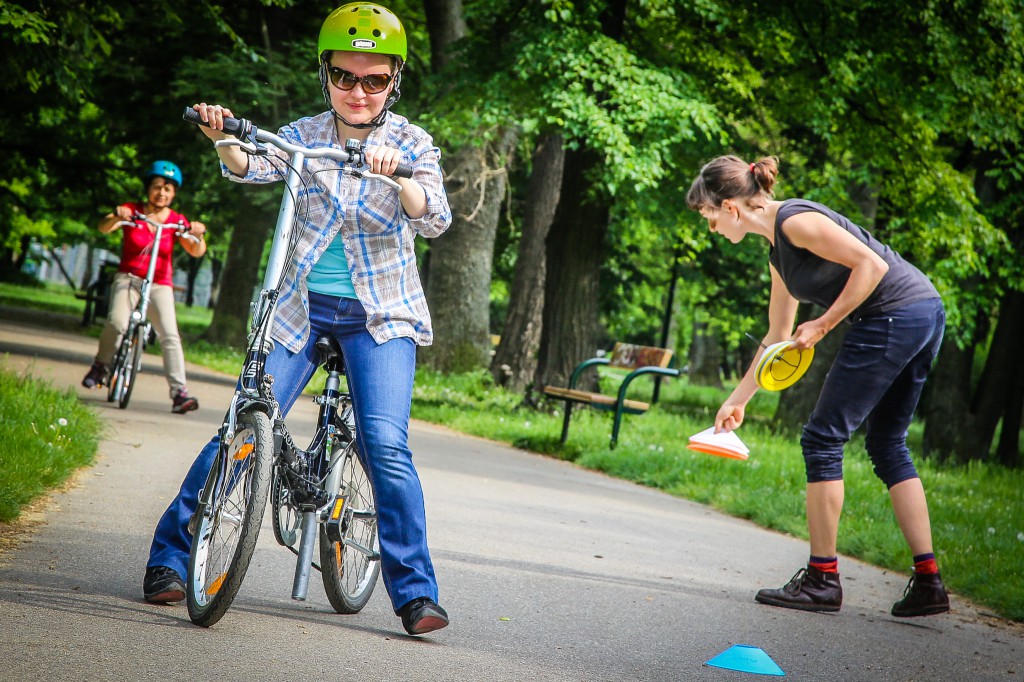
[181,108,412,626]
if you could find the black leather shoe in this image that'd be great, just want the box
[143,565,185,604]
[755,565,842,612]
[892,571,950,617]
[398,597,449,635]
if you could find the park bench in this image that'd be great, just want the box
[543,342,682,449]
[75,261,119,326]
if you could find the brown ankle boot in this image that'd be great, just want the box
[755,565,842,612]
[891,571,950,617]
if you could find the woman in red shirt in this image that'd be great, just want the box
[81,161,208,414]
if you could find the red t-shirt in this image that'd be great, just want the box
[116,203,191,286]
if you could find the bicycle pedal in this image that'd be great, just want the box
[324,496,348,544]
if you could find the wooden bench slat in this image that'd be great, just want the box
[543,386,650,412]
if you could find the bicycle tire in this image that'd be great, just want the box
[106,330,131,403]
[118,324,145,409]
[320,441,380,614]
[187,409,273,627]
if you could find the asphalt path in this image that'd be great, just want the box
[0,315,1021,681]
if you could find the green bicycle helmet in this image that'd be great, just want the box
[317,3,407,129]
[318,2,408,62]
[144,160,182,188]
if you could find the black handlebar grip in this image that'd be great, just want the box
[181,106,250,138]
[393,163,413,179]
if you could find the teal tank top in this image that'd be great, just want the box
[307,232,357,299]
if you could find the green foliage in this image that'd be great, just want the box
[0,366,101,522]
[8,1,1024,465]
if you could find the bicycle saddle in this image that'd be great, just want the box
[314,336,345,373]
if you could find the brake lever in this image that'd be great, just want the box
[215,138,267,155]
[351,164,403,192]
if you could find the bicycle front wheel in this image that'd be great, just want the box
[106,329,132,403]
[118,324,145,409]
[320,442,380,614]
[187,409,273,627]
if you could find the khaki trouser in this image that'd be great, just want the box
[95,273,187,397]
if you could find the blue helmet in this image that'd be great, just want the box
[144,160,183,188]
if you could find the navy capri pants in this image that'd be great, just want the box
[800,298,944,488]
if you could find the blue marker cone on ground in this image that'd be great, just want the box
[706,644,785,676]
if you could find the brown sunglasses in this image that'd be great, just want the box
[327,67,393,94]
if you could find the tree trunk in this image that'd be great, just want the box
[995,349,1024,468]
[422,0,465,71]
[202,188,273,347]
[207,253,222,310]
[774,305,846,432]
[184,253,204,307]
[921,335,978,461]
[533,146,609,394]
[972,290,1024,465]
[490,133,565,390]
[420,127,518,372]
[687,317,723,388]
[81,244,96,289]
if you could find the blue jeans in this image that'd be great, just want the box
[800,298,945,487]
[148,292,437,611]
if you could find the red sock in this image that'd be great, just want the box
[809,555,838,573]
[913,553,939,575]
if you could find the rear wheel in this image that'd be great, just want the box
[118,324,146,409]
[187,409,273,627]
[320,441,380,614]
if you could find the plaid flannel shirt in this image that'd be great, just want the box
[225,110,451,353]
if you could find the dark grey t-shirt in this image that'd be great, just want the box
[769,199,938,319]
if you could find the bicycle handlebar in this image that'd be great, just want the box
[118,213,201,243]
[182,106,414,179]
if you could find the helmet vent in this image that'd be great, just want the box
[372,29,381,37]
[348,27,356,34]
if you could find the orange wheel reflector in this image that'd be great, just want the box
[234,443,254,460]
[206,573,227,596]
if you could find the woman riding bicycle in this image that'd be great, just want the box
[143,3,454,636]
[81,160,207,414]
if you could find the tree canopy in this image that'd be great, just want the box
[4,0,1023,465]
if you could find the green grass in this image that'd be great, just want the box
[411,368,1024,622]
[0,366,103,522]
[0,280,88,317]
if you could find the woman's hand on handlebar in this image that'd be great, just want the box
[364,146,429,217]
[181,221,207,257]
[363,145,405,177]
[114,205,133,220]
[192,103,237,141]
[193,102,249,177]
